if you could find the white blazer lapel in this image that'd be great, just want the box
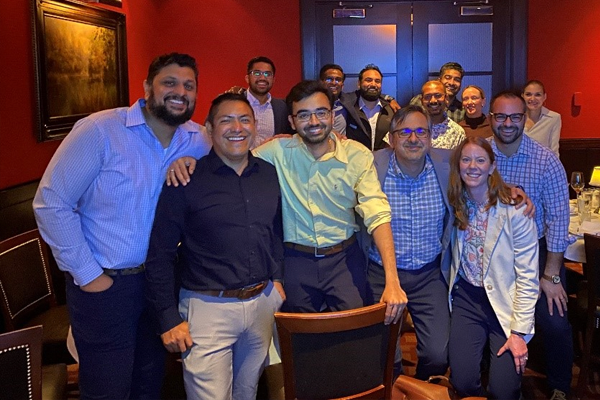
[482,205,506,277]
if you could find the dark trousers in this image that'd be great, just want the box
[449,278,522,400]
[534,238,573,393]
[367,255,449,379]
[282,240,367,312]
[66,273,166,400]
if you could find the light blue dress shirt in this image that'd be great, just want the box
[33,99,212,286]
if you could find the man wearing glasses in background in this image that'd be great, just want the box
[410,61,466,123]
[420,80,466,150]
[243,56,291,147]
[318,63,400,136]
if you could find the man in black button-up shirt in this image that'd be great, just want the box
[145,93,285,400]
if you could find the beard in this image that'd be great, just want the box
[297,122,330,145]
[492,124,523,145]
[360,87,381,102]
[147,91,195,127]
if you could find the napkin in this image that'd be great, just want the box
[580,220,600,235]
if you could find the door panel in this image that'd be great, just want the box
[301,0,526,108]
[314,2,412,103]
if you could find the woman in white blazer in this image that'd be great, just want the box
[447,137,539,400]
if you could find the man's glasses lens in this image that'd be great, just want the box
[395,128,430,137]
[490,113,525,123]
[325,77,343,83]
[294,110,332,122]
[250,70,273,78]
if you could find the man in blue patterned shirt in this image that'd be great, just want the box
[489,91,572,400]
[33,53,212,400]
[367,105,454,379]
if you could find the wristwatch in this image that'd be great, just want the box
[542,274,561,284]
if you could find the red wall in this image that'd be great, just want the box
[2,1,598,189]
[0,0,301,189]
[528,0,600,140]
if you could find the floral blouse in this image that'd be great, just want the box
[459,197,490,287]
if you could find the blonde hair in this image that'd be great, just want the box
[448,137,516,230]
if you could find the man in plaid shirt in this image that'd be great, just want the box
[489,91,572,400]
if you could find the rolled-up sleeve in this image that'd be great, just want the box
[354,155,392,234]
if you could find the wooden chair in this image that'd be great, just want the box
[275,303,400,400]
[0,325,67,400]
[0,229,71,365]
[576,233,600,398]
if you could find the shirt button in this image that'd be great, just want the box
[250,251,255,255]
[486,285,493,290]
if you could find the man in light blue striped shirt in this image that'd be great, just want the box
[33,53,211,400]
[367,105,454,379]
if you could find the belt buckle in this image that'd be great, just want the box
[314,246,326,258]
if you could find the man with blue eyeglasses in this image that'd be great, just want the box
[243,56,291,148]
[367,104,454,379]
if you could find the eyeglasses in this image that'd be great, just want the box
[422,93,444,101]
[393,127,430,138]
[489,112,525,123]
[324,77,344,83]
[292,109,332,122]
[249,70,273,78]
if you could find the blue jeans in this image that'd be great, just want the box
[66,272,166,400]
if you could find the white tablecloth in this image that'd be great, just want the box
[565,212,600,263]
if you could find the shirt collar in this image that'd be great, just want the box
[358,96,382,112]
[491,133,532,159]
[127,99,201,135]
[206,148,260,175]
[246,90,272,106]
[286,133,349,164]
[389,152,434,179]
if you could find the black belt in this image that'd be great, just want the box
[197,281,268,300]
[285,235,356,258]
[102,264,145,277]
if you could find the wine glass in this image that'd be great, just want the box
[570,171,585,198]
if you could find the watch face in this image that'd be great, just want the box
[552,275,561,284]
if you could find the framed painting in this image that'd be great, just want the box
[32,0,128,141]
[83,0,123,8]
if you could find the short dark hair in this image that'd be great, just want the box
[439,62,465,79]
[523,80,546,94]
[489,90,526,113]
[206,92,254,126]
[146,53,198,85]
[285,80,334,115]
[358,64,382,81]
[390,104,432,133]
[247,56,276,75]
[319,64,345,81]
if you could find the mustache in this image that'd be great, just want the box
[165,94,189,105]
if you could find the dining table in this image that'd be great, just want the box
[564,200,600,264]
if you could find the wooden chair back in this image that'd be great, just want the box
[0,229,57,331]
[0,325,43,400]
[275,303,400,400]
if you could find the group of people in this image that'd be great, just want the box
[32,52,572,400]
